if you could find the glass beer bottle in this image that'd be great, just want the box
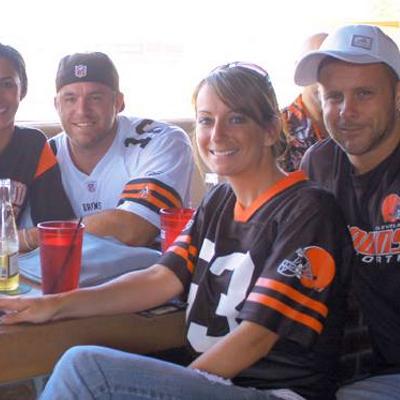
[0,179,19,291]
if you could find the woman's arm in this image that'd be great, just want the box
[0,264,183,325]
[189,321,279,379]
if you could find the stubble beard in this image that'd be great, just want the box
[329,109,399,157]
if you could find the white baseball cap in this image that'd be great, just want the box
[294,24,400,86]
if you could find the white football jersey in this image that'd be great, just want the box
[51,115,194,228]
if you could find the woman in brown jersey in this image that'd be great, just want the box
[0,43,75,253]
[0,63,352,400]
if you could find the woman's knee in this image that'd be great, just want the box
[54,345,106,373]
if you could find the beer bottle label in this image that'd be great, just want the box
[0,252,18,278]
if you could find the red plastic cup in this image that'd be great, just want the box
[160,208,195,252]
[38,221,84,294]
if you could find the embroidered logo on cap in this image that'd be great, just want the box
[74,65,88,78]
[351,34,373,50]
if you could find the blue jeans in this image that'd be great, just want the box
[40,345,305,400]
[336,373,400,400]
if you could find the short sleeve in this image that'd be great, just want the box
[117,125,194,228]
[158,192,213,291]
[239,191,352,348]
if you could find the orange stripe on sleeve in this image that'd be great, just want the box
[188,245,197,258]
[247,292,323,333]
[256,278,328,317]
[123,182,181,208]
[34,143,57,179]
[169,245,194,273]
[173,235,198,257]
[120,192,177,210]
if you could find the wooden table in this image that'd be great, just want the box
[0,280,186,384]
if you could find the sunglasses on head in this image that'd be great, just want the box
[211,61,272,85]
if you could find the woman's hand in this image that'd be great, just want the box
[0,295,60,325]
[0,264,184,326]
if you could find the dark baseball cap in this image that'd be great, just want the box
[55,52,120,92]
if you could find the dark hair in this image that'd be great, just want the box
[192,63,286,158]
[0,43,27,99]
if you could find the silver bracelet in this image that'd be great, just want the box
[193,368,232,386]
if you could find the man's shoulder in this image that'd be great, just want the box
[306,137,339,158]
[301,138,346,184]
[49,130,67,144]
[118,115,188,139]
[48,131,67,154]
[294,179,341,211]
[117,116,192,154]
[301,138,344,169]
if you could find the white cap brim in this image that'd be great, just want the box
[294,50,386,86]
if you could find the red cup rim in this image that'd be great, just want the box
[37,220,85,231]
[160,208,195,216]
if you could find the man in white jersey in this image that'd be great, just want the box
[49,52,194,247]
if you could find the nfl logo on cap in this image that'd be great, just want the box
[74,65,88,78]
[56,52,120,92]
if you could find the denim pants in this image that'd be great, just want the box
[336,373,400,400]
[40,345,305,400]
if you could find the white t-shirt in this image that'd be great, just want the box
[51,115,194,229]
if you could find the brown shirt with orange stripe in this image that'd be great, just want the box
[160,171,353,400]
[0,126,75,225]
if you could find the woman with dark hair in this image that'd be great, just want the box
[0,63,352,400]
[0,43,74,252]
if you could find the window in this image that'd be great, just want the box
[3,0,399,122]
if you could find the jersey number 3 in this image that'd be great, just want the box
[186,239,255,352]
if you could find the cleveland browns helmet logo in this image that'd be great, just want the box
[381,194,400,223]
[277,246,335,291]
